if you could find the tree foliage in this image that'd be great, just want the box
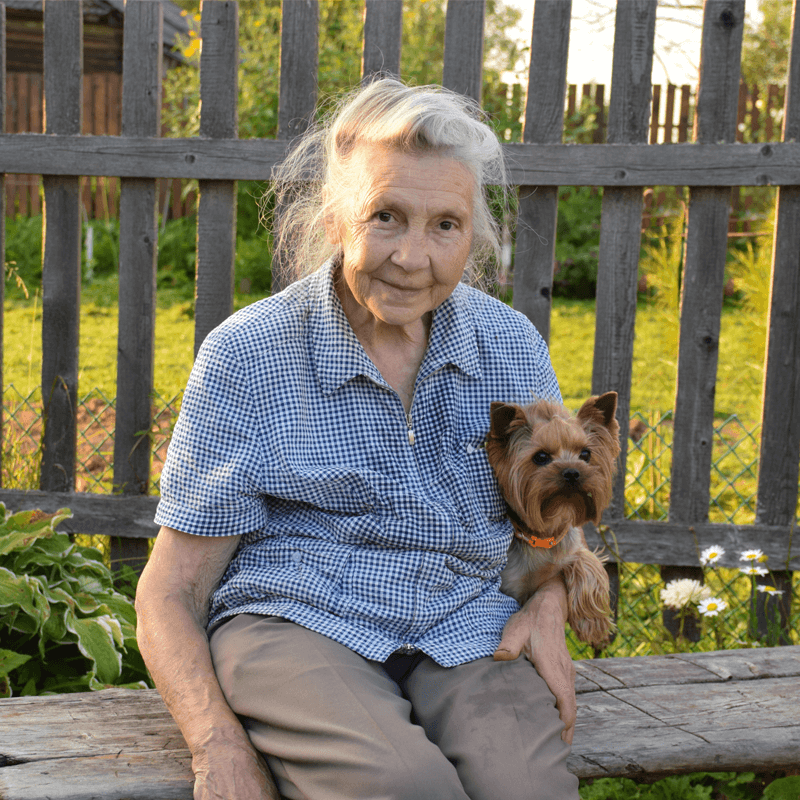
[741,0,793,88]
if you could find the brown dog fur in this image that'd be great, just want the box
[486,392,620,647]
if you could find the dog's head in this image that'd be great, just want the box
[485,393,620,540]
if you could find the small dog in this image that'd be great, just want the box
[485,392,620,648]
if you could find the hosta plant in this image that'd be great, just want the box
[0,505,151,696]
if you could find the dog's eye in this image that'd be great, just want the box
[532,451,552,466]
[579,449,591,462]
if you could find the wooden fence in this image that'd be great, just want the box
[3,66,786,222]
[1,0,799,640]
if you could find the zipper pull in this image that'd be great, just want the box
[406,414,415,446]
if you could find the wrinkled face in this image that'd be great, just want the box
[328,143,475,328]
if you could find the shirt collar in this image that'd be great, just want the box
[312,260,483,397]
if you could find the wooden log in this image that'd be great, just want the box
[2,135,800,186]
[2,647,799,799]
[512,0,571,344]
[361,0,402,80]
[593,1,656,520]
[194,1,238,356]
[113,0,162,573]
[40,0,82,495]
[442,0,484,103]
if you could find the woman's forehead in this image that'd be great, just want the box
[349,143,475,212]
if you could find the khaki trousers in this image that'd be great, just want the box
[209,614,578,800]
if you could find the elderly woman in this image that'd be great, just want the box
[136,79,578,800]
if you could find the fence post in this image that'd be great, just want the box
[362,0,402,81]
[193,1,239,357]
[665,0,745,641]
[512,0,572,343]
[111,0,163,573]
[271,0,319,293]
[40,0,82,495]
[754,2,800,645]
[442,0,485,104]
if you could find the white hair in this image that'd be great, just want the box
[266,78,511,288]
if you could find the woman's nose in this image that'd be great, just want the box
[390,230,429,271]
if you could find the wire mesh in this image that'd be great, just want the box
[2,388,798,657]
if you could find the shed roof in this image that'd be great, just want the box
[4,0,191,72]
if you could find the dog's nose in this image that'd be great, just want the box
[562,467,580,484]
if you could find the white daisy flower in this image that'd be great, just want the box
[700,546,725,566]
[740,565,769,577]
[740,549,766,562]
[698,597,727,617]
[660,579,712,610]
[756,585,784,596]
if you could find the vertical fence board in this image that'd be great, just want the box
[40,0,82,494]
[593,0,656,518]
[112,0,163,571]
[512,0,571,343]
[755,0,800,643]
[442,0,484,102]
[278,0,318,141]
[194,1,238,357]
[273,0,319,293]
[362,0,402,80]
[665,0,745,638]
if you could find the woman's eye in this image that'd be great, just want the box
[532,451,551,466]
[579,449,591,462]
[439,220,453,230]
[377,211,392,223]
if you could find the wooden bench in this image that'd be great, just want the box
[2,646,799,799]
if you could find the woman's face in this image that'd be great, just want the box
[330,143,475,329]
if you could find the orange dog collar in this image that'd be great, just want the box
[513,529,557,549]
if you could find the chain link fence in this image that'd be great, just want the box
[3,387,798,656]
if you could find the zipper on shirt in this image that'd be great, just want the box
[406,411,416,446]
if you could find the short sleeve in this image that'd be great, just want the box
[155,332,268,537]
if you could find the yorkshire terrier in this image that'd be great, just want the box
[485,392,620,647]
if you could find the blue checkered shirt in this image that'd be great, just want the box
[155,260,561,667]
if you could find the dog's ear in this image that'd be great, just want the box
[577,392,617,430]
[488,401,524,444]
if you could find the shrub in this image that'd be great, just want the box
[0,505,151,696]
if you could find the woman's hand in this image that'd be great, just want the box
[192,737,279,800]
[493,576,577,744]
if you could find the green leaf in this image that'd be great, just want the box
[764,776,800,800]
[0,648,32,678]
[0,568,50,634]
[66,615,123,684]
[0,508,72,556]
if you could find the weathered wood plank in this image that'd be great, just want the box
[1,488,797,569]
[665,0,745,637]
[278,0,318,141]
[40,0,82,494]
[112,0,162,572]
[512,0,571,343]
[442,0,485,102]
[2,135,800,186]
[593,1,656,519]
[362,0,402,80]
[194,0,238,356]
[0,490,160,539]
[2,648,798,798]
[273,0,318,293]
